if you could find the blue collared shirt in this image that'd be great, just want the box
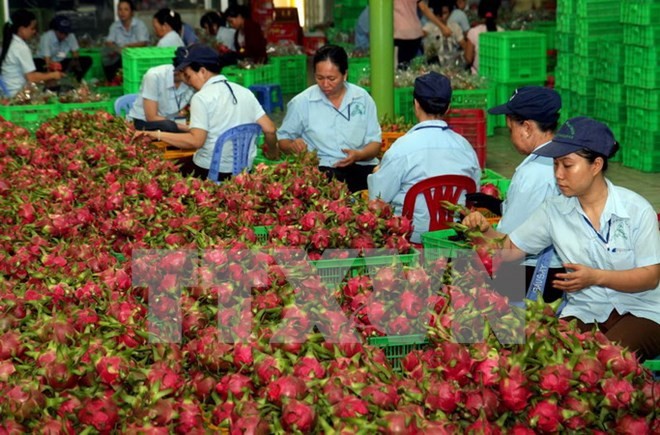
[128,64,194,122]
[498,141,562,267]
[217,27,236,50]
[1,35,36,97]
[510,179,660,325]
[37,30,79,61]
[106,18,149,47]
[157,30,184,48]
[367,120,482,243]
[278,82,381,168]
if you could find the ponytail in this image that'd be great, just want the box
[0,9,36,68]
[485,12,497,32]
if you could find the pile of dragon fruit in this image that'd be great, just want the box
[0,111,657,433]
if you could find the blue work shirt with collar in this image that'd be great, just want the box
[277,82,381,168]
[37,30,79,61]
[498,141,562,267]
[128,64,194,122]
[106,18,150,47]
[157,30,184,48]
[1,35,36,97]
[510,179,660,325]
[367,120,482,243]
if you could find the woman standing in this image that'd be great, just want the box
[104,0,149,81]
[0,9,65,98]
[225,5,268,64]
[135,45,278,180]
[463,117,660,361]
[153,8,184,48]
[278,45,381,193]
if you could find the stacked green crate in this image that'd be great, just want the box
[122,47,177,94]
[347,56,370,86]
[621,0,660,172]
[333,0,367,33]
[270,55,308,94]
[479,31,547,129]
[555,0,576,121]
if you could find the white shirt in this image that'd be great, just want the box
[1,35,36,97]
[190,75,265,171]
[510,179,660,325]
[106,18,150,47]
[128,64,193,122]
[37,30,79,61]
[157,30,184,48]
[217,27,237,50]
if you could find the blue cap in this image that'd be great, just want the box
[488,86,561,123]
[174,45,219,72]
[52,16,73,34]
[414,71,452,103]
[534,117,616,158]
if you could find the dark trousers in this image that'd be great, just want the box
[133,119,181,133]
[34,56,92,82]
[104,58,121,82]
[394,38,422,68]
[492,261,565,303]
[319,164,376,193]
[565,310,660,362]
[177,155,231,182]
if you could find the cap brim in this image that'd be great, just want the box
[533,140,583,158]
[174,61,191,72]
[487,103,513,115]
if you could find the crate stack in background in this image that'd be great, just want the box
[479,31,548,129]
[621,0,659,172]
[554,0,576,121]
[122,47,177,94]
[333,0,367,35]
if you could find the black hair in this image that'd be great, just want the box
[119,0,137,12]
[478,0,501,32]
[414,92,450,115]
[154,8,182,33]
[575,143,620,173]
[200,11,225,29]
[225,5,251,20]
[188,60,222,74]
[1,9,36,68]
[313,44,349,75]
[507,113,560,133]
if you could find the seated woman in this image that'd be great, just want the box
[127,64,194,133]
[200,11,236,53]
[368,72,481,244]
[134,45,278,180]
[224,5,268,64]
[463,117,660,361]
[153,8,185,48]
[35,15,92,83]
[104,0,149,82]
[0,9,65,98]
[277,45,381,193]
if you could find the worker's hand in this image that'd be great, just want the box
[289,138,307,154]
[335,148,361,168]
[133,129,154,142]
[553,264,596,293]
[461,211,490,233]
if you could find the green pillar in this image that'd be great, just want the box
[369,0,394,120]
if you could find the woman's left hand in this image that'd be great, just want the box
[553,263,598,292]
[133,130,154,142]
[335,149,361,167]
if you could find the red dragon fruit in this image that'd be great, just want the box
[281,399,316,433]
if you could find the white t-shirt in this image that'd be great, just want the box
[1,35,36,97]
[157,30,184,48]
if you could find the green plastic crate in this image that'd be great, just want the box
[223,64,276,88]
[594,82,625,104]
[451,88,496,136]
[574,38,611,60]
[556,0,575,16]
[421,229,471,262]
[643,358,660,374]
[593,100,626,123]
[394,86,415,124]
[626,86,660,110]
[122,47,177,94]
[0,103,59,131]
[58,101,114,115]
[623,24,660,47]
[575,19,622,37]
[574,95,596,115]
[626,107,660,132]
[479,32,547,83]
[481,176,511,200]
[595,41,623,62]
[78,47,105,82]
[270,55,308,95]
[621,1,660,25]
[576,0,621,18]
[594,58,624,83]
[624,45,658,70]
[573,75,596,98]
[622,128,660,173]
[528,21,557,50]
[556,14,575,34]
[347,57,370,85]
[624,65,660,90]
[482,168,506,180]
[367,334,429,372]
[570,55,598,77]
[556,32,574,53]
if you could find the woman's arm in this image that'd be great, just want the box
[139,127,206,150]
[256,114,279,160]
[462,211,527,262]
[554,264,660,294]
[143,99,166,122]
[278,138,307,154]
[418,1,453,37]
[464,38,475,65]
[25,70,65,83]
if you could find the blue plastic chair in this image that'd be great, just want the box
[114,93,138,118]
[0,76,10,97]
[248,84,284,114]
[208,123,263,182]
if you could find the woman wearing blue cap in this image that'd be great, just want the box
[278,44,381,193]
[464,117,660,361]
[35,15,92,82]
[134,44,278,180]
[368,71,481,244]
[480,86,564,303]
